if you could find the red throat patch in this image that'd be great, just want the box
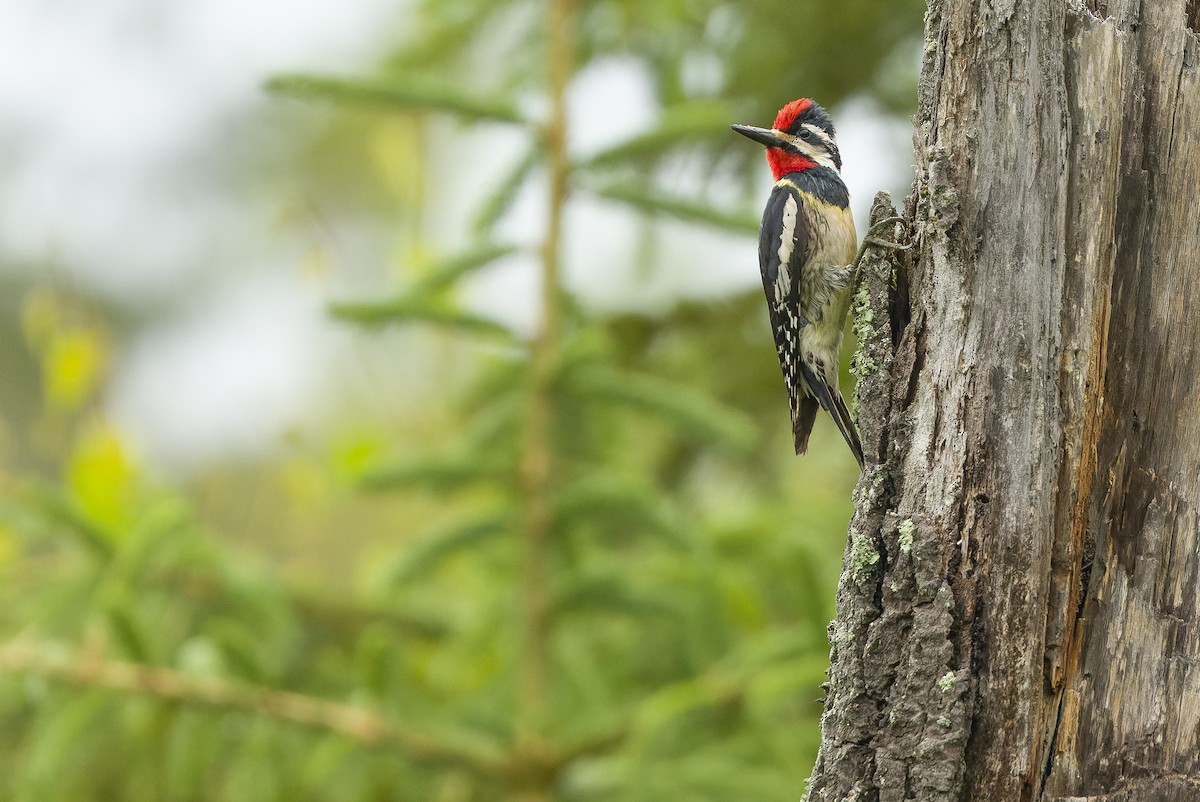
[766,148,817,181]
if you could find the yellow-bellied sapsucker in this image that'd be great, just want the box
[733,98,903,468]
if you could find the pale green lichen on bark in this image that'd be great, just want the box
[849,283,876,420]
[897,519,915,553]
[848,534,880,583]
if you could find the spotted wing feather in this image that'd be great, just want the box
[757,183,820,455]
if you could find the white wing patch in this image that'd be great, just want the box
[775,194,798,303]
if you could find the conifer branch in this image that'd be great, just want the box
[514,2,578,790]
[0,641,506,777]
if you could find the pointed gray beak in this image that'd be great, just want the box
[731,124,786,149]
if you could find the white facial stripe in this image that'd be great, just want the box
[802,123,834,146]
[797,141,838,171]
[774,127,839,172]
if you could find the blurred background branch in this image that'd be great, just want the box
[0,640,507,777]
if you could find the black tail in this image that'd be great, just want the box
[826,388,865,468]
[791,396,821,456]
[797,362,865,469]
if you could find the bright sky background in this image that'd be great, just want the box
[0,1,914,472]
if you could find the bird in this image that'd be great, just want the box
[732,98,904,468]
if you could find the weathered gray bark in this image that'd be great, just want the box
[805,2,1200,801]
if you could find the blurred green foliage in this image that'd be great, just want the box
[0,0,922,799]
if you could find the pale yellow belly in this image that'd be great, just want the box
[797,196,857,386]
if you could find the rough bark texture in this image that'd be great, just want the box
[805,2,1200,801]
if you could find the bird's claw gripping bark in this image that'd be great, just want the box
[864,215,907,240]
[848,216,911,294]
[863,237,911,251]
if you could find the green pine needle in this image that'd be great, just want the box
[552,475,690,548]
[553,574,678,620]
[266,73,527,125]
[411,243,521,295]
[582,102,733,168]
[587,183,760,235]
[329,297,515,339]
[388,512,512,585]
[472,147,542,234]
[360,454,504,493]
[567,367,759,450]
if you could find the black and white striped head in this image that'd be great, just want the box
[732,98,842,180]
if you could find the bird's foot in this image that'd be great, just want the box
[863,216,907,242]
[862,236,911,252]
[847,217,911,293]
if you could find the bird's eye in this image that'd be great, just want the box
[798,129,813,141]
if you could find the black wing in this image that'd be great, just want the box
[757,182,820,454]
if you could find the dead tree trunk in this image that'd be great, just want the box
[805,2,1200,801]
